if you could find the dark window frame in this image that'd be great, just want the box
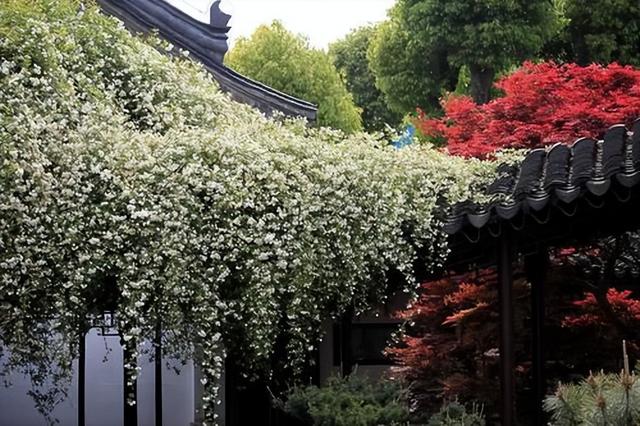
[333,322,400,366]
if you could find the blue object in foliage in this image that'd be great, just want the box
[391,124,415,150]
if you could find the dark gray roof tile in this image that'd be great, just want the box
[98,0,318,121]
[445,123,640,235]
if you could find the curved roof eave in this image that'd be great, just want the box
[97,0,318,122]
[444,121,640,236]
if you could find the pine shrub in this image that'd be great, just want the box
[544,370,640,425]
[283,375,411,426]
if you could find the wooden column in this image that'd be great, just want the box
[525,249,548,425]
[340,307,353,377]
[498,230,515,426]
[155,322,163,426]
[78,329,86,426]
[123,340,138,426]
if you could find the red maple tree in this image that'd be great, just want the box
[387,270,530,413]
[391,62,640,418]
[415,62,640,158]
[563,288,640,328]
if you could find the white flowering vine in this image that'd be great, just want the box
[0,1,507,424]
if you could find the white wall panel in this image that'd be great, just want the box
[0,331,195,426]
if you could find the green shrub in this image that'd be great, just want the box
[426,400,485,426]
[283,375,411,425]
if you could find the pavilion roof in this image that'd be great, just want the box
[98,0,318,121]
[442,121,640,266]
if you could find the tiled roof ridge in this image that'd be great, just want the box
[98,0,318,121]
[444,119,640,235]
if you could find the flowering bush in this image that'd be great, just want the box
[415,62,640,158]
[0,1,503,423]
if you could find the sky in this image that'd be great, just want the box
[225,0,395,49]
[166,0,396,50]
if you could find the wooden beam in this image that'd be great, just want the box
[498,230,515,425]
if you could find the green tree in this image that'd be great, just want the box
[546,0,640,66]
[368,13,456,115]
[226,21,362,133]
[329,26,402,131]
[369,0,556,107]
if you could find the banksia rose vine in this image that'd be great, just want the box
[0,1,504,424]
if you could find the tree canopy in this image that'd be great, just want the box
[329,26,402,132]
[416,62,640,158]
[368,12,456,115]
[369,0,557,108]
[547,0,640,66]
[225,21,363,133]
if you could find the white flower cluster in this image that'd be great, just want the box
[0,1,505,424]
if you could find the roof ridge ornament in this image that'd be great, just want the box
[210,1,231,31]
[163,0,227,26]
[98,0,318,121]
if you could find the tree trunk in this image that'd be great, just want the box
[469,65,495,105]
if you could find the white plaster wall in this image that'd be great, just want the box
[0,330,195,426]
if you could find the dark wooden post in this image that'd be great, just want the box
[224,357,236,425]
[194,348,205,426]
[340,307,353,377]
[155,322,163,426]
[525,249,548,425]
[498,230,515,426]
[78,329,86,426]
[122,340,138,426]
